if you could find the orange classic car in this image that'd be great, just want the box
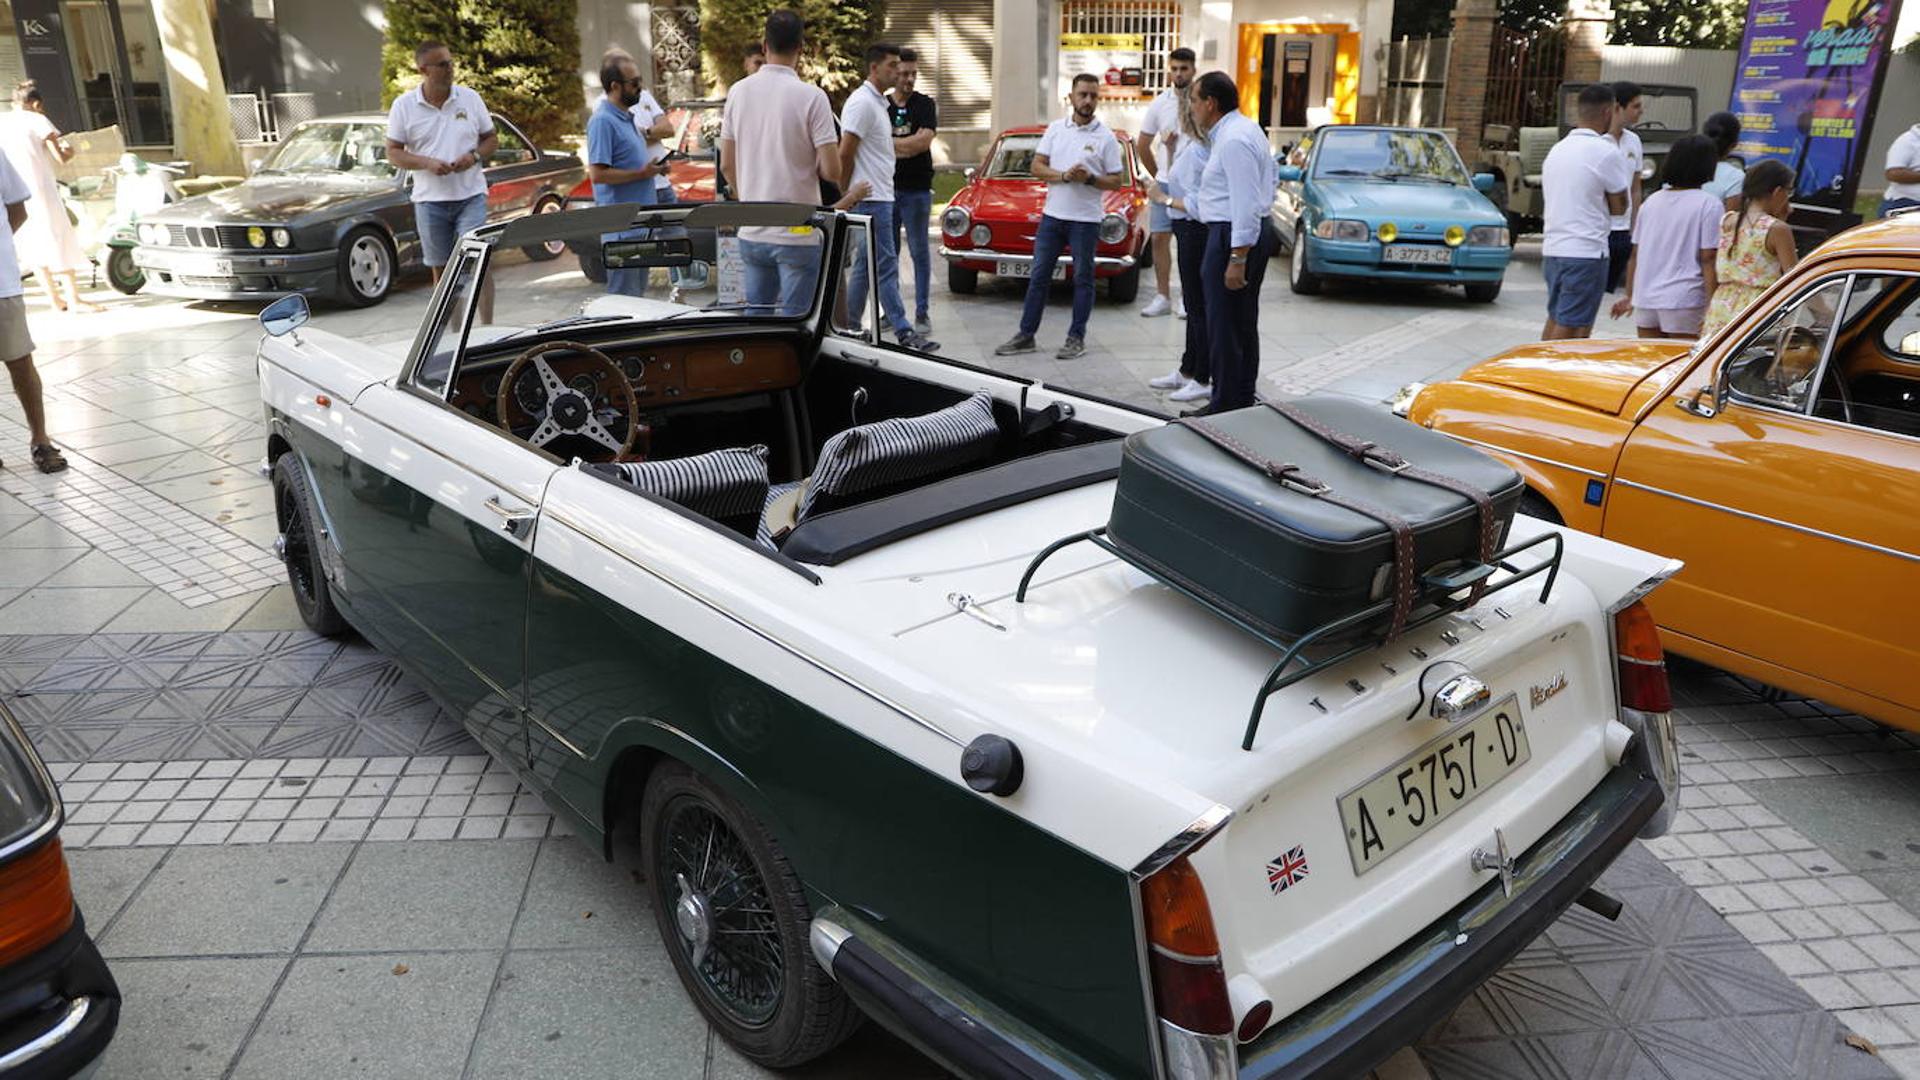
[1407,214,1920,731]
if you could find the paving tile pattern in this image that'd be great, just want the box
[2,631,478,762]
[1417,843,1893,1079]
[1632,664,1920,1075]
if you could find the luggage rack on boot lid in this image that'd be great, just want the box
[1015,395,1563,750]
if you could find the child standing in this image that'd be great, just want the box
[1700,160,1799,340]
[1610,135,1723,338]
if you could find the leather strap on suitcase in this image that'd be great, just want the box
[1176,417,1421,640]
[1260,399,1501,603]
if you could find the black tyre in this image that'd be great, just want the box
[521,196,567,261]
[1108,265,1140,304]
[577,244,608,284]
[106,247,144,294]
[1518,489,1563,525]
[272,455,347,637]
[334,226,394,307]
[1466,279,1503,303]
[641,764,860,1067]
[948,264,977,294]
[1289,230,1323,295]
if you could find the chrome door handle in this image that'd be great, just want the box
[484,496,537,539]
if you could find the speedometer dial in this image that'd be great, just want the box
[515,373,547,415]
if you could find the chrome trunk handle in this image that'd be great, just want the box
[484,496,537,540]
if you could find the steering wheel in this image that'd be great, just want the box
[496,340,640,461]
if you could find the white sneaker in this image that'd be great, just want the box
[1140,294,1173,318]
[1176,298,1186,320]
[1148,368,1185,390]
[1169,378,1211,402]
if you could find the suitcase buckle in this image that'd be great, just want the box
[1278,474,1331,496]
[1363,452,1411,475]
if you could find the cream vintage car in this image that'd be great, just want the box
[253,202,1680,1078]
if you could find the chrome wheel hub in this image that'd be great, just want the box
[349,237,389,297]
[674,872,714,967]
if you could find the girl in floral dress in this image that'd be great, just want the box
[1700,160,1799,340]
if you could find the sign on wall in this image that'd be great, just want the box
[1058,32,1145,96]
[1728,0,1906,213]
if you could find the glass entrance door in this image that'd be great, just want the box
[58,0,170,146]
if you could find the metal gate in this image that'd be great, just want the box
[1485,26,1565,131]
[1381,35,1450,128]
[652,4,704,103]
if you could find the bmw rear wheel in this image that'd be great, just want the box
[335,226,394,307]
[641,763,860,1067]
[522,196,567,261]
[1289,229,1323,295]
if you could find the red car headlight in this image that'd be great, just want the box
[941,206,970,238]
[1099,213,1128,245]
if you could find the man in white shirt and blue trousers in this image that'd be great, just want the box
[1186,72,1277,415]
[839,44,939,352]
[994,73,1126,360]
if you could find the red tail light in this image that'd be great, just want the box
[1140,855,1233,1035]
[1614,601,1671,713]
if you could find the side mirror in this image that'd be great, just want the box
[1276,164,1303,183]
[247,158,263,175]
[1472,172,1496,193]
[964,167,976,181]
[260,294,310,338]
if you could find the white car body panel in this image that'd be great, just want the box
[257,313,1677,1047]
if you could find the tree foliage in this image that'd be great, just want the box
[1610,0,1747,48]
[698,0,885,111]
[382,0,586,146]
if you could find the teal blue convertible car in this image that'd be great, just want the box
[1272,125,1512,302]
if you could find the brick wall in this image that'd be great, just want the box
[1444,0,1498,167]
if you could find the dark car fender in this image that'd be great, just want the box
[583,715,780,859]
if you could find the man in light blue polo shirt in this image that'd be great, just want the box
[587,54,660,297]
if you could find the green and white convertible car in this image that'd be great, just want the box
[254,202,1680,1078]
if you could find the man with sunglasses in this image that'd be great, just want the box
[588,53,661,297]
[386,41,497,319]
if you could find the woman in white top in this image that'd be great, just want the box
[0,81,99,313]
[1610,135,1723,339]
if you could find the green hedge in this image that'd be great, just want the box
[699,0,884,111]
[382,0,587,147]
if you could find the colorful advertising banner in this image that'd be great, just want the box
[1729,0,1906,212]
[1058,33,1146,97]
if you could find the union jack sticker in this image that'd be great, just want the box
[1267,845,1309,894]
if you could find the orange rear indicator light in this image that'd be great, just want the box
[0,839,75,967]
[1614,601,1671,713]
[1141,855,1234,1035]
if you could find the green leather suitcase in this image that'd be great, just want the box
[1106,396,1525,642]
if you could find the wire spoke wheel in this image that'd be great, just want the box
[659,798,784,1026]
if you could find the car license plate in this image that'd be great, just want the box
[1338,694,1531,873]
[998,259,1065,281]
[1382,245,1453,266]
[207,258,234,275]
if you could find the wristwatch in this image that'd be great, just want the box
[1228,253,1249,265]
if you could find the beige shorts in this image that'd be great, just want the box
[0,295,32,361]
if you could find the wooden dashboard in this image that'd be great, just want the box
[449,339,801,422]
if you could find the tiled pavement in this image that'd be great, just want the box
[0,247,1910,1078]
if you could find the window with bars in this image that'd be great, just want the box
[1059,0,1184,101]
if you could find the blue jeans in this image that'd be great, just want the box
[1882,197,1920,218]
[1202,220,1274,413]
[894,188,933,321]
[846,200,910,336]
[1018,215,1099,341]
[1543,256,1607,329]
[740,237,822,317]
[415,193,488,267]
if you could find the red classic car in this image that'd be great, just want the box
[939,125,1150,303]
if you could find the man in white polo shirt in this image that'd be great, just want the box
[1135,45,1195,318]
[993,73,1125,361]
[719,9,840,317]
[1882,121,1920,217]
[1539,83,1630,340]
[386,40,497,320]
[838,42,938,352]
